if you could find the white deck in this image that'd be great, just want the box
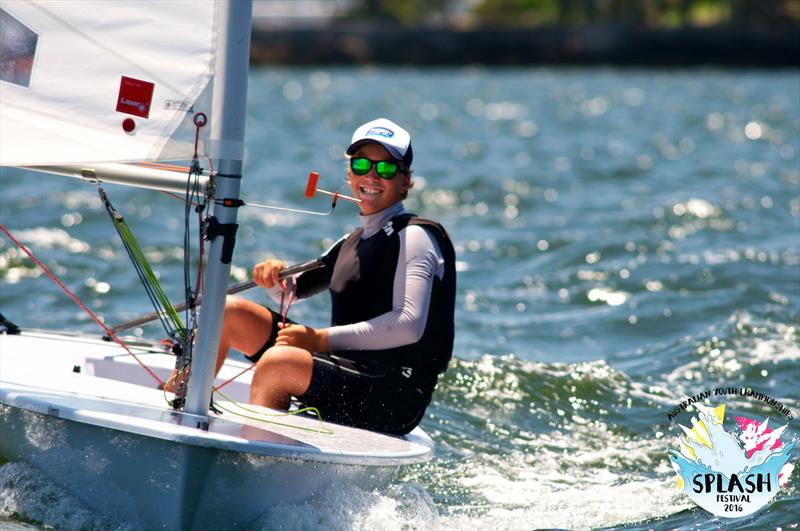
[0,330,433,529]
[0,330,433,465]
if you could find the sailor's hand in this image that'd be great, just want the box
[275,323,330,352]
[253,259,286,290]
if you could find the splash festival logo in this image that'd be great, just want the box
[667,388,796,518]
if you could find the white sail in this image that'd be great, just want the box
[0,0,216,166]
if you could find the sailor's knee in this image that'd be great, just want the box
[223,296,248,318]
[253,347,311,383]
[255,347,292,373]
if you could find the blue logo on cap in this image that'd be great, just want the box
[366,127,394,138]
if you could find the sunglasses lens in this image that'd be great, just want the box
[350,158,400,179]
[350,158,372,175]
[376,161,399,179]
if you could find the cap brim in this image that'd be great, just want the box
[346,139,406,164]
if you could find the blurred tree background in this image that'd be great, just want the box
[344,0,800,29]
[250,0,800,65]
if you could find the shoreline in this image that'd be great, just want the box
[250,24,799,67]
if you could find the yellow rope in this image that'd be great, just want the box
[212,387,335,435]
[161,371,334,435]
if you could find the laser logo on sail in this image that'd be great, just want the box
[116,76,155,119]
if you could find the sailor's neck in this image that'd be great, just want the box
[359,202,406,238]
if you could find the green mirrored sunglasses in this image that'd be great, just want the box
[349,157,402,180]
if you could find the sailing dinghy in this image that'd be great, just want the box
[0,2,433,529]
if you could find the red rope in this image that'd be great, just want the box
[0,223,164,386]
[213,281,297,393]
[160,190,202,207]
[279,287,295,327]
[213,362,255,392]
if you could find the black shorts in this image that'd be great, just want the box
[245,307,434,435]
[244,307,292,363]
[299,353,433,435]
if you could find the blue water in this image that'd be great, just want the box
[1,67,799,530]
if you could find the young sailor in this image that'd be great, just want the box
[214,118,455,435]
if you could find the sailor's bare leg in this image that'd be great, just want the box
[249,346,313,410]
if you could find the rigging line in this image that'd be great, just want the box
[172,131,208,407]
[213,281,295,393]
[164,364,333,436]
[235,200,336,216]
[194,207,206,299]
[97,185,186,342]
[0,223,164,386]
[212,363,255,393]
[160,190,202,207]
[136,162,193,173]
[171,167,200,405]
[162,363,193,406]
[185,161,207,307]
[185,115,207,311]
[183,168,195,311]
[279,278,296,327]
[156,190,206,303]
[115,218,183,336]
[212,387,334,435]
[107,202,185,335]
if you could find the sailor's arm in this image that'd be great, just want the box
[255,235,345,303]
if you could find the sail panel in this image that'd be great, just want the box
[0,0,216,165]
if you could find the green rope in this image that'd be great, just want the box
[112,216,184,333]
[97,185,185,339]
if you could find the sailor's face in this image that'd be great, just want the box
[347,142,410,216]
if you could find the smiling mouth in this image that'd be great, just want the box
[359,186,383,196]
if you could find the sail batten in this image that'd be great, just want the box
[0,0,217,166]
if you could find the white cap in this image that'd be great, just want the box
[346,118,413,166]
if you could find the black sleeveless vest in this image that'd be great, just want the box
[328,214,456,382]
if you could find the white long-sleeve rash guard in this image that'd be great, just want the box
[267,203,445,351]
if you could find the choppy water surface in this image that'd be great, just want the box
[1,67,798,530]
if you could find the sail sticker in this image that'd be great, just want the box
[116,76,155,119]
[164,99,193,111]
[0,8,38,88]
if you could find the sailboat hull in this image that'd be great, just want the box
[0,331,432,530]
[0,405,397,529]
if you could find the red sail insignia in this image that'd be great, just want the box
[116,76,155,119]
